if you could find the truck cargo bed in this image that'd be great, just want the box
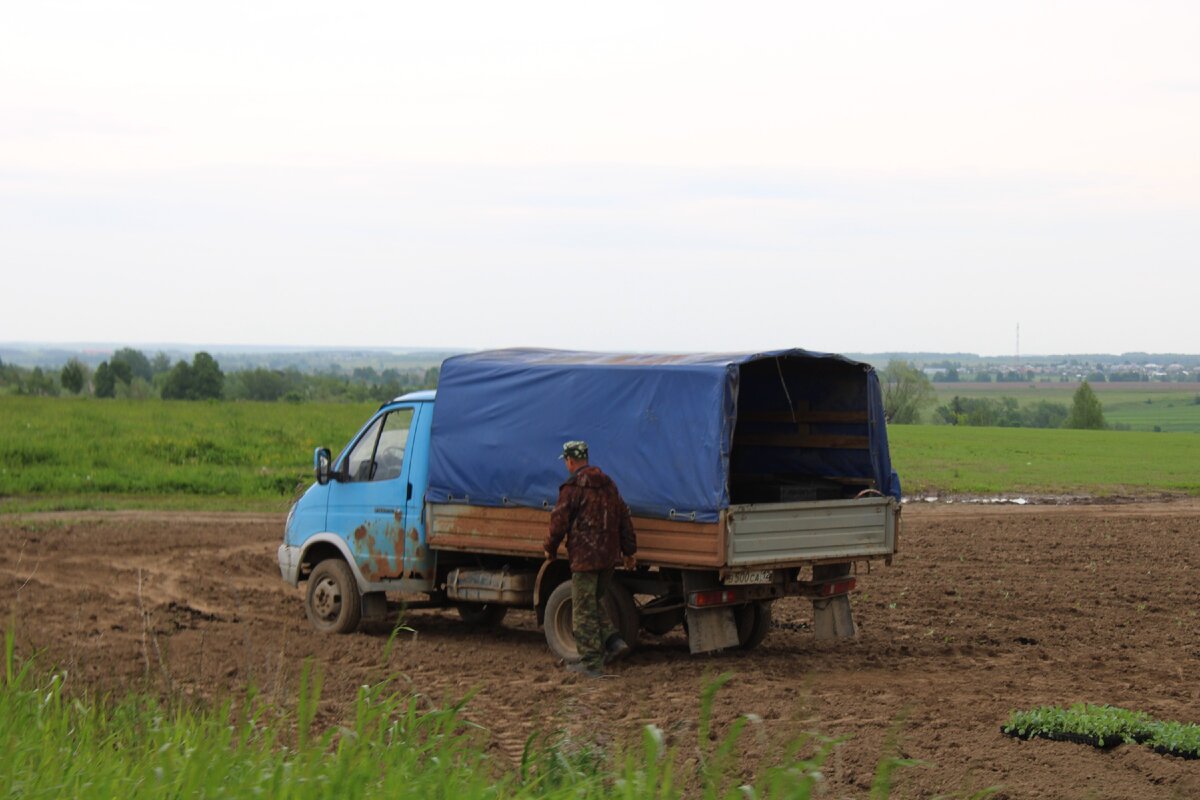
[428,496,897,570]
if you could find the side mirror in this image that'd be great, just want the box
[314,447,333,485]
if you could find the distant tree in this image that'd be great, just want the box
[1020,400,1069,429]
[933,395,962,425]
[0,358,21,392]
[111,348,153,382]
[190,352,224,399]
[61,359,86,394]
[1066,381,1106,430]
[94,362,116,397]
[161,361,192,399]
[163,352,224,400]
[962,397,1008,427]
[109,359,133,387]
[882,360,936,424]
[229,368,288,401]
[25,367,59,396]
[352,366,380,383]
[423,366,440,387]
[151,352,172,374]
[934,367,960,383]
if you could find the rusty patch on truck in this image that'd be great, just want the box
[409,528,419,542]
[356,525,403,581]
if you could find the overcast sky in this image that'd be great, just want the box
[3,1,1198,356]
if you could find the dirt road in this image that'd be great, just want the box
[2,502,1198,798]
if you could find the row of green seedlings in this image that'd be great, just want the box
[1,629,917,800]
[1002,703,1200,760]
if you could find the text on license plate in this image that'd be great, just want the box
[724,569,773,586]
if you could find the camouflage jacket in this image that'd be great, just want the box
[544,465,637,572]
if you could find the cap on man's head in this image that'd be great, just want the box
[559,440,589,460]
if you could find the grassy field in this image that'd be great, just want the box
[0,396,376,512]
[888,424,1200,497]
[932,381,1200,432]
[2,396,1198,511]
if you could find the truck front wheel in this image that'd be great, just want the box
[305,559,362,634]
[543,579,639,662]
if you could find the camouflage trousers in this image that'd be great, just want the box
[572,568,617,670]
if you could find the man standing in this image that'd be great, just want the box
[544,440,638,678]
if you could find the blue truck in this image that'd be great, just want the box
[278,348,901,656]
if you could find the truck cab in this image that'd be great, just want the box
[278,391,441,630]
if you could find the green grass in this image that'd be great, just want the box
[3,396,1198,511]
[888,425,1200,497]
[932,382,1200,432]
[0,396,375,512]
[0,629,909,799]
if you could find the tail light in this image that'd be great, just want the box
[818,578,856,597]
[691,588,744,607]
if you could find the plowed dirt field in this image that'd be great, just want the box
[2,503,1198,798]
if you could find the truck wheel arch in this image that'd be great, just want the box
[298,535,364,587]
[534,559,572,626]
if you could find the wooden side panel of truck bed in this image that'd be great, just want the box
[427,504,725,568]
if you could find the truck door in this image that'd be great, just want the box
[327,405,421,582]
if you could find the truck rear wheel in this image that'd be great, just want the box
[639,596,685,636]
[456,602,508,627]
[305,559,362,634]
[734,601,772,650]
[543,579,639,662]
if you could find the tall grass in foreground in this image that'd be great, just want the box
[0,632,913,799]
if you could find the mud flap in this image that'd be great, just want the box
[812,595,856,639]
[685,607,740,653]
[812,563,857,640]
[681,570,740,653]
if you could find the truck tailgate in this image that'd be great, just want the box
[726,497,896,566]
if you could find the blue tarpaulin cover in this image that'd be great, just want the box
[426,349,900,523]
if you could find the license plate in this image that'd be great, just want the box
[724,569,773,586]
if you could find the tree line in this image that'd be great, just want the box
[0,348,439,403]
[882,360,1108,430]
